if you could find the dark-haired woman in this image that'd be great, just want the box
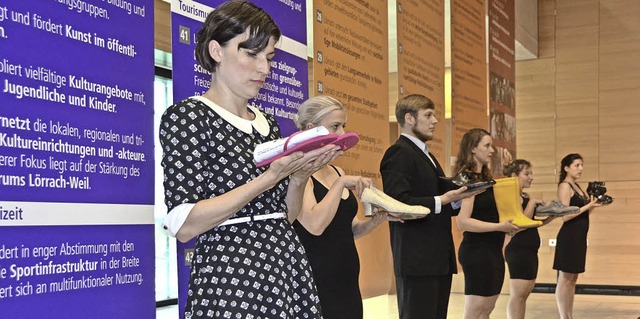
[455,128,520,319]
[159,1,340,318]
[553,154,600,319]
[503,159,554,319]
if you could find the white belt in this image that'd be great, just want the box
[219,212,287,226]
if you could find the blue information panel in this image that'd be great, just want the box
[0,0,155,317]
[170,0,308,315]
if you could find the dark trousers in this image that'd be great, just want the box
[396,274,453,319]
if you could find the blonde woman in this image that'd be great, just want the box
[292,95,397,319]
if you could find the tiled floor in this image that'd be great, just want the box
[157,293,640,318]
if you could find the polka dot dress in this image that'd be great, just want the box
[159,98,322,318]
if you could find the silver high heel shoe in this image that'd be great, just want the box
[361,186,430,220]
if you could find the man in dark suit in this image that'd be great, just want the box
[380,94,478,319]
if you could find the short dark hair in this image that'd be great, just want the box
[395,94,435,126]
[195,0,281,73]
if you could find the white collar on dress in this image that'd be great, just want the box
[191,95,270,136]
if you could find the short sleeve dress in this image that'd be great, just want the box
[293,166,362,319]
[159,97,322,319]
[458,187,506,296]
[505,195,541,280]
[553,182,591,274]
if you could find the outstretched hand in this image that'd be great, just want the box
[371,210,404,223]
[500,219,522,235]
[442,186,485,204]
[291,144,343,181]
[588,198,602,208]
[266,144,342,183]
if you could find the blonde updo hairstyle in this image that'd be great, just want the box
[294,95,345,129]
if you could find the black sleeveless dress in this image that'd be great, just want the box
[505,196,541,280]
[458,187,506,296]
[553,182,591,273]
[293,166,363,319]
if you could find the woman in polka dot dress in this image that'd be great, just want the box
[159,1,340,318]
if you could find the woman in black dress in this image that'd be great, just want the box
[503,159,555,319]
[553,154,600,319]
[159,2,340,318]
[455,128,520,319]
[292,95,398,319]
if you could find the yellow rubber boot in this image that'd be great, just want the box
[493,177,542,228]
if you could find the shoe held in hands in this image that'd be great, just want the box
[254,127,338,167]
[332,132,359,151]
[587,181,614,205]
[439,171,496,193]
[534,200,579,217]
[493,177,543,228]
[361,186,430,220]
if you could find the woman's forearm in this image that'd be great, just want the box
[456,216,503,233]
[286,175,308,223]
[176,172,277,242]
[352,216,383,239]
[296,177,348,235]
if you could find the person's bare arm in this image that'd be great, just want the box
[297,175,370,235]
[456,196,520,233]
[557,182,599,222]
[178,146,339,242]
[286,146,342,223]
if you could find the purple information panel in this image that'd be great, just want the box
[0,0,155,318]
[171,0,308,136]
[170,0,308,315]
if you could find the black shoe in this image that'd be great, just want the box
[597,194,614,205]
[587,181,607,197]
[439,172,495,192]
[587,181,605,193]
[587,181,613,204]
[443,171,479,187]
